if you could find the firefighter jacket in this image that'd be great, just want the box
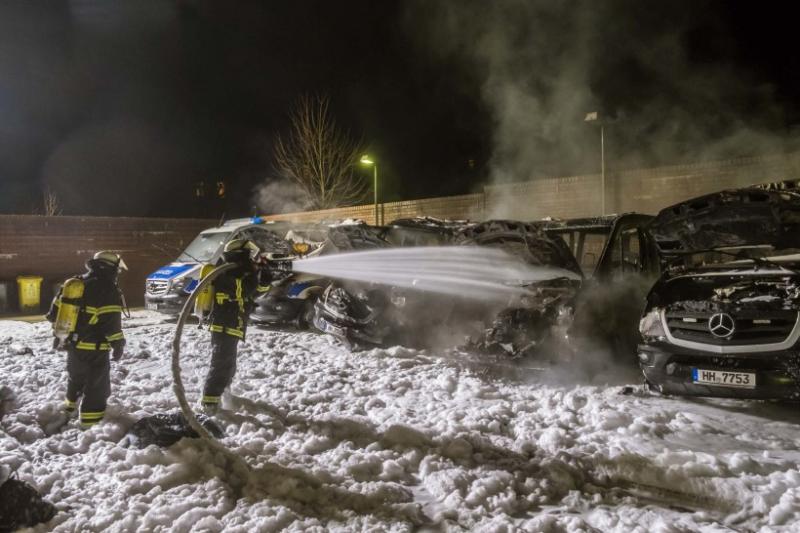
[208,262,272,340]
[47,260,126,351]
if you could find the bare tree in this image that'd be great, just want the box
[42,187,61,216]
[273,94,367,209]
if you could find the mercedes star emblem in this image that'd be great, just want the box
[708,313,735,338]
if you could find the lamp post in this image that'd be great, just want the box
[584,111,605,215]
[360,155,379,224]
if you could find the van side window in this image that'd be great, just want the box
[551,230,608,277]
[610,227,642,277]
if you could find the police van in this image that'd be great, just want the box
[144,217,296,314]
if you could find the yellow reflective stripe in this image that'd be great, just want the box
[225,328,244,339]
[80,411,105,419]
[257,285,271,293]
[85,305,122,325]
[106,332,124,342]
[235,278,244,313]
[64,398,77,408]
[209,325,243,338]
[202,395,220,404]
[75,341,111,351]
[215,293,230,304]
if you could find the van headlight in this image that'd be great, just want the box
[172,277,191,293]
[639,309,666,339]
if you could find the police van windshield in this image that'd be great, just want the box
[178,231,232,263]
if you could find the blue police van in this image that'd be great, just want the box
[144,217,295,314]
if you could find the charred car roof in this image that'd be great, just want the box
[455,219,583,276]
[539,213,647,231]
[648,188,800,255]
[387,216,471,232]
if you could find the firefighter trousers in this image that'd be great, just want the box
[65,348,111,427]
[202,332,240,405]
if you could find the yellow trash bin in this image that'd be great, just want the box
[16,276,44,313]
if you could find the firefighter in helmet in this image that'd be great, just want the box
[46,251,128,429]
[201,239,272,411]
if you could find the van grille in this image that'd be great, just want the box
[146,279,169,296]
[665,310,797,346]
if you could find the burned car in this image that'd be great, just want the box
[311,217,585,356]
[311,223,400,347]
[638,188,800,399]
[456,220,584,358]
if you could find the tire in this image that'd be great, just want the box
[298,299,317,331]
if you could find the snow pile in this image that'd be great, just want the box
[1,312,800,531]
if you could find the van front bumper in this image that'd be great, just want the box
[638,341,800,400]
[144,293,187,315]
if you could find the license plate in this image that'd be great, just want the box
[314,316,343,336]
[692,368,756,388]
[146,302,158,311]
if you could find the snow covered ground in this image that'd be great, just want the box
[2,311,800,532]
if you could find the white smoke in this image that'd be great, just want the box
[409,0,799,184]
[253,179,310,215]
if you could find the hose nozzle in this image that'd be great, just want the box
[269,259,294,273]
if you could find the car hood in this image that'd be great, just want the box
[147,262,199,280]
[647,188,800,254]
[647,270,800,312]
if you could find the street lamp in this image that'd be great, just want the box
[360,154,379,224]
[584,111,605,215]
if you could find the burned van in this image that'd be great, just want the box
[638,188,800,399]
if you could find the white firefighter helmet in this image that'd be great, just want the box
[223,239,260,261]
[93,251,128,271]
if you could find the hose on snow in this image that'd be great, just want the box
[171,262,236,441]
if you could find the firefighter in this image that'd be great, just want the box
[201,239,272,411]
[46,251,127,429]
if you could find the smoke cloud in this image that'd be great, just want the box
[253,179,310,215]
[410,0,798,184]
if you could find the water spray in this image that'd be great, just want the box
[266,246,581,302]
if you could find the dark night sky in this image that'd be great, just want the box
[1,0,799,218]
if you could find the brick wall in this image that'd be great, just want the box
[264,153,800,223]
[0,215,215,313]
[261,193,485,225]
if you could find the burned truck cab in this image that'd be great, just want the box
[541,214,660,359]
[542,213,659,281]
[638,188,800,399]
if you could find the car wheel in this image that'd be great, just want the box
[298,299,317,331]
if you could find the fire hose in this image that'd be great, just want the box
[171,262,236,440]
[170,261,302,494]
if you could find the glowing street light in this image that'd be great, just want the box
[584,111,606,215]
[360,154,379,224]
